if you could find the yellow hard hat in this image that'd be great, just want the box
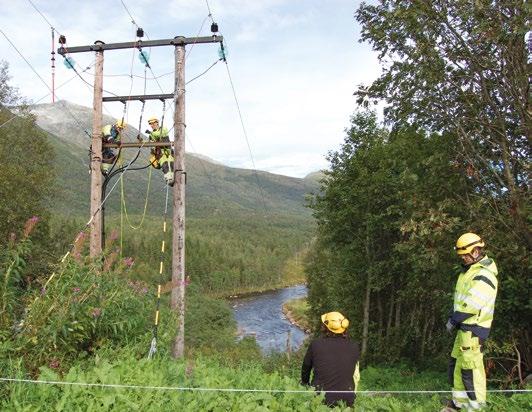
[115,119,127,129]
[455,232,485,255]
[147,116,159,124]
[321,312,349,334]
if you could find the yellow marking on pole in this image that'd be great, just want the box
[154,310,159,325]
[163,222,167,232]
[159,262,163,274]
[60,251,70,263]
[161,241,165,253]
[157,284,161,298]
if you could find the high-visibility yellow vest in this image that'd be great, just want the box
[454,256,498,329]
[149,127,172,157]
[149,127,169,142]
[101,125,120,142]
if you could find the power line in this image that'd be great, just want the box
[117,0,214,125]
[0,28,91,138]
[27,0,58,33]
[205,0,214,22]
[186,59,221,84]
[224,70,272,212]
[120,0,140,29]
[0,64,94,142]
[26,0,91,73]
[0,28,52,95]
[202,6,272,216]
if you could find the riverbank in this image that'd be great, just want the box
[208,274,307,300]
[231,285,308,352]
[209,248,309,299]
[282,297,312,333]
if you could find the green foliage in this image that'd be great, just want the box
[112,212,313,296]
[0,236,32,335]
[0,216,47,344]
[2,354,330,411]
[4,255,245,373]
[2,352,530,411]
[283,297,311,331]
[15,259,154,371]
[0,62,59,295]
[307,112,469,363]
[0,104,55,247]
[354,0,531,369]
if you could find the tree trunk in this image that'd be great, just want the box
[426,315,434,354]
[395,300,401,329]
[361,274,371,359]
[386,293,394,338]
[361,222,372,359]
[377,293,384,338]
[420,315,429,359]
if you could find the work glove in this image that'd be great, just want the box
[446,318,455,333]
[145,129,152,135]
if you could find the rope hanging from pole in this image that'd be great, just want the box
[117,65,151,232]
[120,166,152,231]
[148,185,171,359]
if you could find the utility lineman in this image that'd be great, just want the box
[445,233,498,411]
[301,312,360,408]
[145,116,174,186]
[101,119,126,174]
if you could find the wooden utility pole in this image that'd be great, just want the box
[89,42,104,258]
[59,34,222,358]
[172,38,186,358]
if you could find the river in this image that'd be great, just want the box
[230,284,308,353]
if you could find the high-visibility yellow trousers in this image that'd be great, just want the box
[449,330,486,411]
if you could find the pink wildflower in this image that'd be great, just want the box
[91,308,102,318]
[22,216,40,238]
[49,358,61,370]
[123,257,135,268]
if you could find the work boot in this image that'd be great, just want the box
[164,172,174,187]
[440,399,461,411]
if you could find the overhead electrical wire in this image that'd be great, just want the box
[0,28,91,138]
[26,0,92,74]
[203,1,272,216]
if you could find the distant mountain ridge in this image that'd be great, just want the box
[31,101,318,218]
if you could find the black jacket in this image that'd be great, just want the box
[301,335,360,407]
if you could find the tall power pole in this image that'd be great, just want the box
[89,42,104,257]
[59,34,222,359]
[172,39,186,358]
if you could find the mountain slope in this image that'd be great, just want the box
[32,101,318,219]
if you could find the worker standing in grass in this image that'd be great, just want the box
[145,116,174,186]
[101,119,126,174]
[301,311,360,408]
[444,233,498,411]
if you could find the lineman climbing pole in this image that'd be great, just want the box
[58,34,223,359]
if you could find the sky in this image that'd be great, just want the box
[0,0,381,178]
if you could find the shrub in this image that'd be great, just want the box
[15,259,153,372]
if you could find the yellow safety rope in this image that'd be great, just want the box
[148,185,170,359]
[119,163,152,230]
